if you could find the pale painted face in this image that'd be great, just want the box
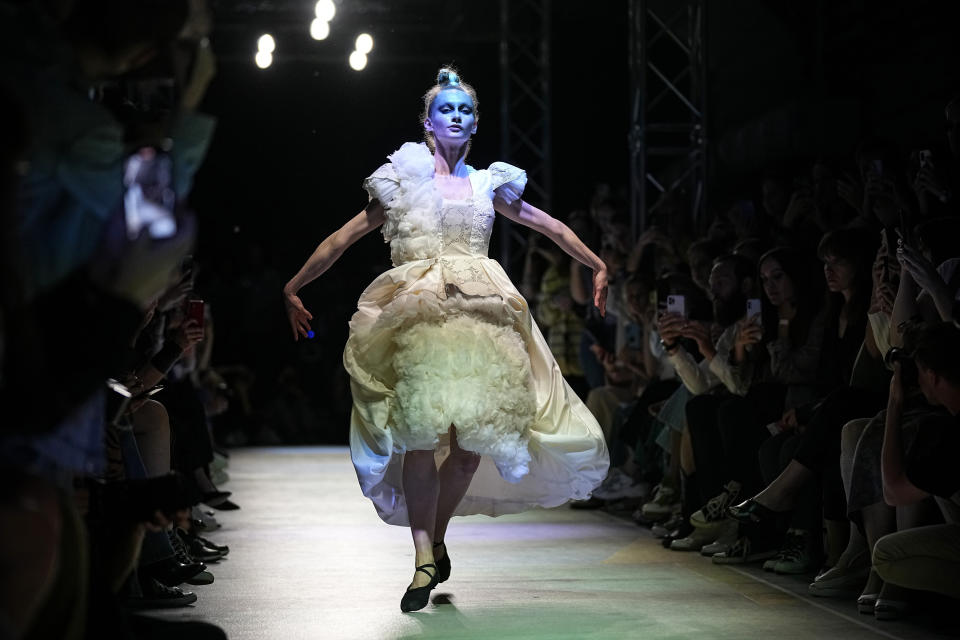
[425,88,477,147]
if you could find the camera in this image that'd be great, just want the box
[884,347,918,386]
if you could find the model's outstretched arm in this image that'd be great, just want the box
[494,197,609,316]
[283,201,387,340]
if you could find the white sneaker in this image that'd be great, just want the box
[700,519,739,556]
[640,484,681,520]
[670,524,722,552]
[591,469,648,500]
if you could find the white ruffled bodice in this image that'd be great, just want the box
[363,142,526,267]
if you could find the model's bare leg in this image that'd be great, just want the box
[433,425,481,558]
[402,449,439,588]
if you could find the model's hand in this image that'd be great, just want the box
[593,268,609,317]
[284,290,313,341]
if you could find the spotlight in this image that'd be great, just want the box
[349,50,367,71]
[310,18,330,40]
[355,33,374,54]
[257,33,276,53]
[314,0,336,22]
[255,50,273,69]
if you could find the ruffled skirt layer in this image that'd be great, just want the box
[344,255,609,526]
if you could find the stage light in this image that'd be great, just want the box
[257,33,276,53]
[314,0,336,22]
[255,50,273,69]
[349,50,367,71]
[355,33,374,54]
[310,18,330,40]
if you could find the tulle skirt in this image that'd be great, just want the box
[343,254,609,526]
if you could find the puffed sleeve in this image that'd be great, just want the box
[362,162,401,210]
[489,161,527,205]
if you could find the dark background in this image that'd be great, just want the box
[189,0,958,444]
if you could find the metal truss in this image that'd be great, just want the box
[628,0,707,238]
[498,0,552,278]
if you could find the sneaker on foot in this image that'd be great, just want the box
[690,481,741,528]
[773,529,818,574]
[700,519,740,556]
[640,484,681,520]
[591,468,649,500]
[670,523,722,552]
[711,534,778,565]
[651,514,685,539]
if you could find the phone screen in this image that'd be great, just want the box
[123,147,176,240]
[746,298,762,322]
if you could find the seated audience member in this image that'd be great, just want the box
[685,247,826,561]
[728,229,882,572]
[874,322,960,618]
[649,254,757,550]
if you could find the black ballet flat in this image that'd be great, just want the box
[400,563,439,612]
[433,541,451,583]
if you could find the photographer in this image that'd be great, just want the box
[873,322,960,613]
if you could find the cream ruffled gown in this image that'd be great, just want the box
[345,142,609,526]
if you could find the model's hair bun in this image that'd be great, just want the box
[436,67,460,87]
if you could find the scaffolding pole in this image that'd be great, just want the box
[628,0,707,239]
[498,0,552,278]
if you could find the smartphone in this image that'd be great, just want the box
[918,149,932,170]
[122,147,176,240]
[746,298,762,322]
[897,210,912,246]
[666,294,686,318]
[186,298,205,328]
[871,158,884,177]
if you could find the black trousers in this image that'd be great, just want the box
[685,383,786,498]
[793,386,884,521]
[154,378,213,474]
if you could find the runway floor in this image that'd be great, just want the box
[149,447,955,639]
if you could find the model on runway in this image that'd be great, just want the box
[283,67,610,612]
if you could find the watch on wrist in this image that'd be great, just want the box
[660,339,678,352]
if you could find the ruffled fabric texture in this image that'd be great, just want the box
[363,142,443,266]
